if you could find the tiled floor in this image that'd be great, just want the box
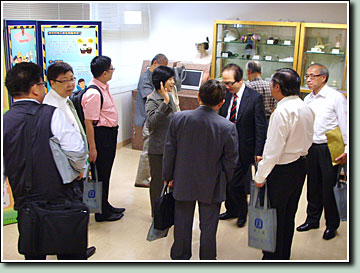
[2,144,348,261]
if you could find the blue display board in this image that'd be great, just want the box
[38,21,102,92]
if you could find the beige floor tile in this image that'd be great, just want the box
[2,145,348,261]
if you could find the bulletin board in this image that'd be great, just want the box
[37,21,102,92]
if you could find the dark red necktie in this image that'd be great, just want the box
[229,93,238,123]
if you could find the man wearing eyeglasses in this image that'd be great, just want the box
[44,62,96,258]
[44,62,84,137]
[81,56,125,222]
[296,63,347,240]
[218,63,267,228]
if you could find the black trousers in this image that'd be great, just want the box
[171,200,221,260]
[94,126,118,217]
[224,161,250,220]
[305,144,340,229]
[262,157,306,260]
[148,154,164,217]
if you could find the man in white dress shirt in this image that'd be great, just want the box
[296,63,347,241]
[43,62,95,258]
[44,62,85,139]
[254,68,315,260]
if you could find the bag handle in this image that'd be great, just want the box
[160,181,170,197]
[86,163,99,183]
[250,182,270,210]
[337,164,347,184]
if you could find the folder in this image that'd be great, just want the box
[325,126,345,166]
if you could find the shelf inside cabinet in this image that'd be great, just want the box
[216,56,293,64]
[217,41,295,47]
[304,51,345,57]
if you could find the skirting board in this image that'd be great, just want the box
[117,138,131,149]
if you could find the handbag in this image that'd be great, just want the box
[153,182,175,230]
[334,164,347,221]
[83,164,103,213]
[18,200,89,256]
[17,104,89,256]
[146,220,169,242]
[248,184,277,253]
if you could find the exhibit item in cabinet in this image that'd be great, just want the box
[211,20,301,81]
[297,23,347,96]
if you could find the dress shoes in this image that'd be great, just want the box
[86,246,96,258]
[237,218,247,228]
[323,228,337,240]
[219,212,237,220]
[95,212,124,222]
[296,222,319,232]
[111,207,126,214]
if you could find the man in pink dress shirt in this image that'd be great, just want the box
[81,56,125,222]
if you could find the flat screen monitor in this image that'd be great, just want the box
[181,69,203,90]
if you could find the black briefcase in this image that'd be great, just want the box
[17,200,89,256]
[153,182,175,230]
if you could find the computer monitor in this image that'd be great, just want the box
[181,69,203,90]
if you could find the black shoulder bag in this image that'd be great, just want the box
[17,104,90,256]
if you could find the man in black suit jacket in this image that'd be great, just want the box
[163,80,239,260]
[219,63,267,228]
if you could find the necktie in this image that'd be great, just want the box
[67,99,88,148]
[229,93,238,123]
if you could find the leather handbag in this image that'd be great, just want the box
[153,182,175,230]
[17,104,89,256]
[18,200,89,256]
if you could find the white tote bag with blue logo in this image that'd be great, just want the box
[83,164,102,214]
[248,184,277,253]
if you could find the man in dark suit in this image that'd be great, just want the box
[163,79,239,260]
[219,63,267,228]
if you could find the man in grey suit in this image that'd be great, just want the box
[163,79,239,260]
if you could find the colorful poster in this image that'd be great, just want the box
[8,25,37,66]
[3,176,17,225]
[42,25,99,92]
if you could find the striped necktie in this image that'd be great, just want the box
[229,93,238,123]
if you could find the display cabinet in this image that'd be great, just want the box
[297,23,347,96]
[211,20,301,81]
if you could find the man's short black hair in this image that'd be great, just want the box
[199,79,226,106]
[91,56,112,78]
[78,78,85,84]
[271,68,301,97]
[5,62,42,98]
[47,62,73,83]
[152,66,175,91]
[222,63,243,82]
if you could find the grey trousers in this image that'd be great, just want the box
[171,200,221,260]
[134,123,151,185]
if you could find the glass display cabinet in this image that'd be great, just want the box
[211,20,301,81]
[297,23,347,96]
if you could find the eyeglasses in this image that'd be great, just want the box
[223,81,237,87]
[108,67,115,71]
[304,74,324,80]
[34,81,46,86]
[53,77,76,84]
